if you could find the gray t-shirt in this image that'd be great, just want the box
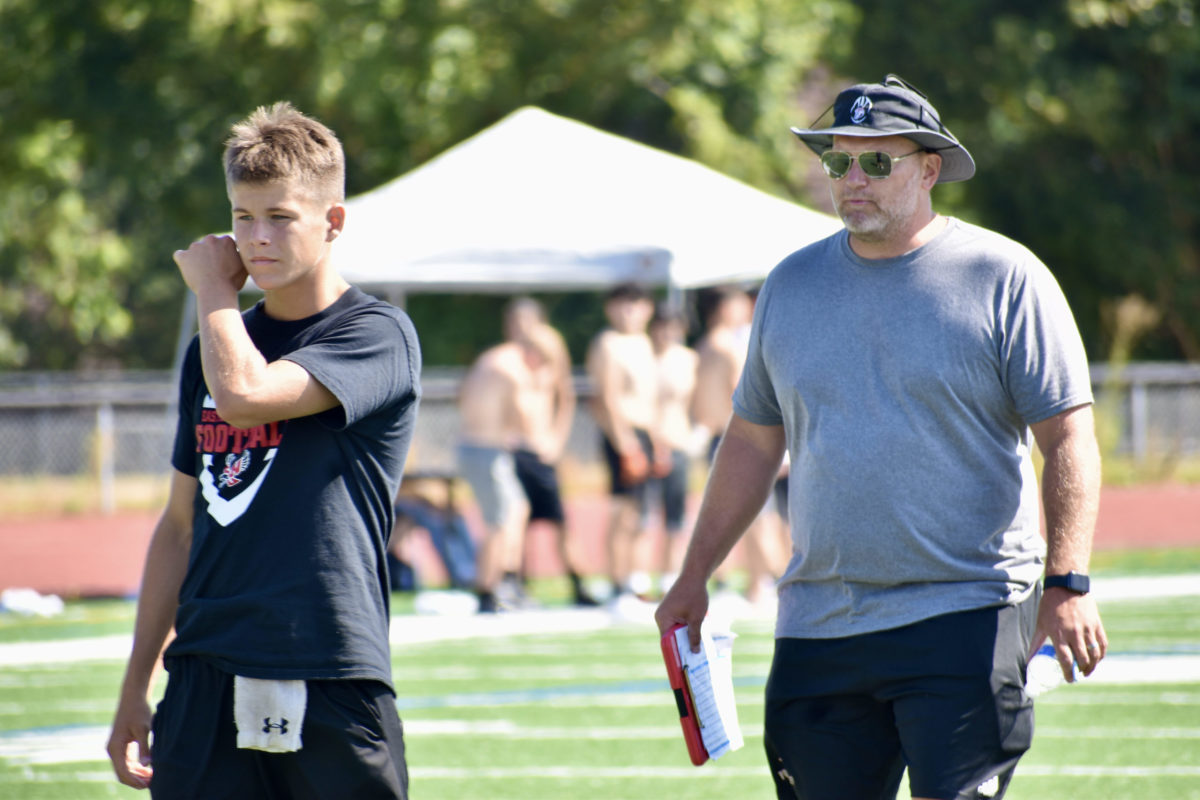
[733,218,1093,638]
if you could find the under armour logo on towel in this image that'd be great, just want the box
[262,717,289,735]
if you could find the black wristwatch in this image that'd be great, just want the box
[1044,571,1090,595]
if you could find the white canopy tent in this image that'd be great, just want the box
[182,108,842,366]
[328,106,842,295]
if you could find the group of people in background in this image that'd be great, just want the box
[403,282,789,614]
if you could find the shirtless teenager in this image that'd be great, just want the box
[457,338,540,612]
[504,298,598,606]
[585,283,658,600]
[693,286,782,603]
[648,305,699,595]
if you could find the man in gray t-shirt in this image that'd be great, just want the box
[656,75,1107,800]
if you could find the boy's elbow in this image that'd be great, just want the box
[210,391,265,430]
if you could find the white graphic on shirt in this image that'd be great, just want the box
[200,448,277,527]
[195,394,282,527]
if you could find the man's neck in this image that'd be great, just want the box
[849,213,948,261]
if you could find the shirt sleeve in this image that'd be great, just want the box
[170,339,202,475]
[1000,257,1094,425]
[732,272,785,426]
[283,307,421,429]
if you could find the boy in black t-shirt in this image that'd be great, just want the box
[108,103,420,799]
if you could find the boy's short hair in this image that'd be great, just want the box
[224,101,345,203]
[698,284,749,324]
[606,282,651,304]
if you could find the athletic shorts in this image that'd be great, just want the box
[513,448,566,523]
[457,443,524,528]
[150,657,408,800]
[600,428,654,500]
[772,475,788,522]
[763,592,1038,800]
[648,448,689,534]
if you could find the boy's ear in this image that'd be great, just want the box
[326,203,347,241]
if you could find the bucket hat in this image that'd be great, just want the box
[790,74,975,183]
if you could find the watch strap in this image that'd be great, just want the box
[1044,571,1090,594]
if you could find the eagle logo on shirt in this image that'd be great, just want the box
[218,451,252,488]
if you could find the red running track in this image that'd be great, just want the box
[1,486,1197,598]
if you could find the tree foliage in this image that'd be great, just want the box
[2,0,1196,368]
[824,0,1200,359]
[0,0,843,369]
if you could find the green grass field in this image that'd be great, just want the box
[1,555,1198,799]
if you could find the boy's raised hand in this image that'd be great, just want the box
[173,234,247,299]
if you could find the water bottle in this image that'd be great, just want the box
[1025,642,1079,697]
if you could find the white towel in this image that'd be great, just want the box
[233,676,307,753]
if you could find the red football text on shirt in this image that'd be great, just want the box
[195,419,285,454]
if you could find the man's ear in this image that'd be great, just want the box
[327,203,347,241]
[921,152,943,190]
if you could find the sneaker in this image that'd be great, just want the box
[572,588,601,607]
[496,576,540,610]
[477,591,498,614]
[606,590,656,624]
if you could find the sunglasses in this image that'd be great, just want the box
[819,148,924,180]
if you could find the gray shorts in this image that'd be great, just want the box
[457,443,524,528]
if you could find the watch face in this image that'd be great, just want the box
[1047,573,1089,593]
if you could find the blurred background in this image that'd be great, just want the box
[2,0,1199,505]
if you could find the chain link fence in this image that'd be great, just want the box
[0,369,604,489]
[1,363,1198,489]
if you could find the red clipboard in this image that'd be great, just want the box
[660,623,708,766]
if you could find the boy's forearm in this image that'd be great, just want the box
[121,513,190,698]
[196,301,268,412]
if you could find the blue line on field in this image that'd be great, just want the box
[395,675,767,710]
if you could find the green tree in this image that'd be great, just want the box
[822,0,1200,360]
[0,0,847,369]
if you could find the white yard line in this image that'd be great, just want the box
[0,573,1196,670]
[8,720,1200,771]
[1092,573,1200,600]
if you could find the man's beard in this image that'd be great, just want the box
[836,189,919,244]
[838,200,898,242]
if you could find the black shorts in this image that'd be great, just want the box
[513,448,566,523]
[764,593,1038,800]
[600,428,654,500]
[150,657,408,800]
[648,449,689,533]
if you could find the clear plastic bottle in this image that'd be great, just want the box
[1024,642,1079,697]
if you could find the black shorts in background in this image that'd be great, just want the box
[764,591,1038,800]
[513,448,566,523]
[150,657,408,800]
[600,428,654,501]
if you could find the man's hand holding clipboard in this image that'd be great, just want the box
[660,623,710,765]
[657,576,745,767]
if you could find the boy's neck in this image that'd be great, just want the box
[262,272,351,321]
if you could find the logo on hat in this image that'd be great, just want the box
[849,96,872,124]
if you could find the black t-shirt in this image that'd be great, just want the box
[166,287,421,688]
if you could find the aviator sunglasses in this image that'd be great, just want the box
[820,148,924,180]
